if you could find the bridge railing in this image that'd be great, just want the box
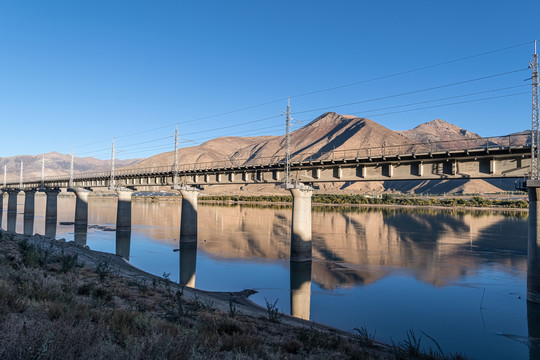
[3,133,531,185]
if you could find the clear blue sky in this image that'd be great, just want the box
[0,0,538,160]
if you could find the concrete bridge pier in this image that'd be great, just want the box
[290,260,312,320]
[289,186,313,262]
[116,189,133,232]
[178,186,200,245]
[45,188,61,238]
[528,181,540,303]
[23,189,36,236]
[115,189,133,259]
[72,188,91,246]
[6,189,20,233]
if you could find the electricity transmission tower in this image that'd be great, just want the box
[531,40,540,180]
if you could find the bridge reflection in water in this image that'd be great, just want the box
[0,194,535,359]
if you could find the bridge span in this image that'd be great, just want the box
[1,135,532,190]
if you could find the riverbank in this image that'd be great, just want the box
[198,194,529,209]
[0,231,468,359]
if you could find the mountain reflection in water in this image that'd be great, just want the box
[1,195,530,359]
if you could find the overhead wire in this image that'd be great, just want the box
[339,84,529,116]
[360,91,529,118]
[58,41,533,153]
[289,41,533,99]
[291,68,529,115]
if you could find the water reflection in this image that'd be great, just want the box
[44,190,60,238]
[45,219,56,238]
[116,229,131,260]
[179,242,197,288]
[74,223,88,246]
[6,196,531,359]
[6,191,18,233]
[24,217,34,236]
[78,199,528,290]
[33,198,525,294]
[528,302,540,360]
[23,190,36,236]
[74,190,90,246]
[290,260,312,320]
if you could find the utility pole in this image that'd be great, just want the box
[69,149,74,188]
[3,165,6,188]
[110,139,116,189]
[532,40,540,179]
[19,161,23,189]
[285,97,292,185]
[41,155,45,189]
[174,124,179,187]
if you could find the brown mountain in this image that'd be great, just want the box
[231,112,414,163]
[0,152,140,181]
[398,119,481,143]
[133,136,275,169]
[128,112,519,195]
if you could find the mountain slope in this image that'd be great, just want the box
[232,112,413,163]
[398,119,481,144]
[132,136,275,168]
[0,152,140,180]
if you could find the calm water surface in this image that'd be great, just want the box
[1,195,536,360]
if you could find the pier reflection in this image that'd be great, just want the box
[116,229,131,260]
[179,242,197,288]
[6,191,18,233]
[24,217,34,236]
[74,223,88,246]
[45,217,57,238]
[528,301,540,360]
[290,260,312,320]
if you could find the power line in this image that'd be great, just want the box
[180,114,282,137]
[291,68,529,115]
[290,41,533,99]
[349,84,529,115]
[361,91,528,118]
[116,135,172,150]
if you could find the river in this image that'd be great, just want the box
[1,194,536,360]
